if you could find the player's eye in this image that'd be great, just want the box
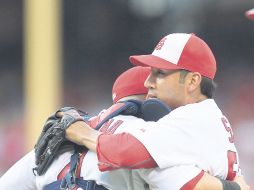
[151,69,170,78]
[156,69,169,76]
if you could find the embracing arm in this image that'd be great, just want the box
[0,150,37,190]
[194,173,249,190]
[65,121,99,152]
[65,120,157,171]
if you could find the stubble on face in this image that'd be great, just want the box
[146,69,188,109]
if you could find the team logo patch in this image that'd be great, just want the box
[154,37,167,50]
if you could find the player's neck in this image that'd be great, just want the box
[186,93,208,105]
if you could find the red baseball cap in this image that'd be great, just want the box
[112,66,150,103]
[129,33,217,79]
[245,8,254,21]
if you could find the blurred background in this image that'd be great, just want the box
[0,0,253,186]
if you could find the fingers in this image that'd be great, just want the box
[55,107,89,121]
[55,106,75,118]
[56,111,64,118]
[43,117,59,132]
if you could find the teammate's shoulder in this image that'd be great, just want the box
[141,99,171,121]
[172,99,220,118]
[166,102,201,118]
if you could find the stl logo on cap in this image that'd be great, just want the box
[155,37,167,50]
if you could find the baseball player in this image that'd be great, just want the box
[0,66,246,190]
[56,33,250,189]
[0,66,150,190]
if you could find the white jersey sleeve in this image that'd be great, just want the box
[0,150,73,190]
[0,150,37,190]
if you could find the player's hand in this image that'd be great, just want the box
[65,120,92,145]
[233,176,250,190]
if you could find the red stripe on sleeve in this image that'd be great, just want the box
[180,170,205,190]
[96,133,157,171]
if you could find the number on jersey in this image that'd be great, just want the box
[221,117,234,143]
[227,150,240,180]
[221,116,240,180]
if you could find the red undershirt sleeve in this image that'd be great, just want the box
[96,132,158,171]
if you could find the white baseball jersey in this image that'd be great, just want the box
[109,99,241,189]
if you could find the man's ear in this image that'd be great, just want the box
[187,72,202,92]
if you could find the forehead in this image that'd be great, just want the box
[151,68,179,75]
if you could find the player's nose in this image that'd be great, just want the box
[144,73,156,89]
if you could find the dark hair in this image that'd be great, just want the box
[179,70,217,98]
[200,77,217,98]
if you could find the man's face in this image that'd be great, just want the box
[144,68,187,109]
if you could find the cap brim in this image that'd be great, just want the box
[129,55,182,70]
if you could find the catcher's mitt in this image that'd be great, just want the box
[34,107,88,175]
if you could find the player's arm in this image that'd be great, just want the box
[0,150,37,190]
[50,99,165,171]
[34,101,148,175]
[195,173,249,190]
[163,167,248,190]
[65,119,158,170]
[65,120,99,151]
[138,165,247,190]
